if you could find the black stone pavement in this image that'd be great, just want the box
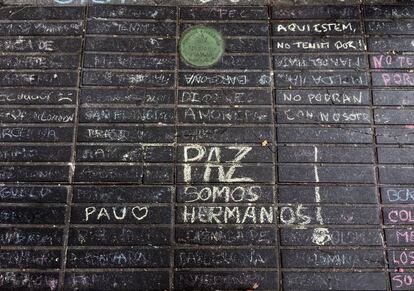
[0,3,414,291]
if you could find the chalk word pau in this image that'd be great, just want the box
[84,206,148,221]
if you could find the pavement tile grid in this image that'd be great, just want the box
[0,4,413,290]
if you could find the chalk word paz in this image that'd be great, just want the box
[183,145,253,183]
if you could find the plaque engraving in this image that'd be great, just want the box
[179,26,224,68]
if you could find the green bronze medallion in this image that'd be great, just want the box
[179,26,224,68]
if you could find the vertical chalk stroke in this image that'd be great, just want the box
[311,146,332,245]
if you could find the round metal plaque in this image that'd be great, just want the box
[179,26,224,68]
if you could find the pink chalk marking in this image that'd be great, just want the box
[372,55,383,69]
[381,73,391,86]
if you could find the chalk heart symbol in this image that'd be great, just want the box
[132,206,148,221]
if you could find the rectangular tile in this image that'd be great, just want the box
[378,147,414,163]
[370,55,414,69]
[0,126,73,142]
[379,166,414,184]
[278,185,377,204]
[87,20,175,36]
[181,55,269,70]
[80,88,174,105]
[175,249,277,268]
[65,272,169,291]
[0,145,71,162]
[382,187,414,204]
[79,108,174,123]
[181,23,268,36]
[386,229,414,246]
[280,206,379,225]
[278,146,374,163]
[84,54,175,69]
[272,6,359,19]
[83,71,174,87]
[0,55,79,69]
[373,90,414,105]
[273,21,360,36]
[278,126,372,143]
[274,55,366,69]
[77,125,174,143]
[0,185,68,203]
[283,272,387,291]
[282,249,384,268]
[364,5,414,19]
[279,164,374,183]
[181,7,268,20]
[85,36,176,52]
[68,227,170,246]
[0,22,83,36]
[0,273,59,290]
[0,166,69,182]
[0,250,61,269]
[372,72,414,86]
[70,205,171,224]
[0,206,65,224]
[275,72,368,87]
[0,108,75,123]
[177,107,272,124]
[281,228,382,246]
[76,145,174,162]
[179,89,271,105]
[368,37,414,52]
[0,89,76,105]
[276,89,370,105]
[178,126,272,143]
[367,20,414,34]
[272,37,364,52]
[179,72,271,87]
[175,271,278,291]
[0,37,82,52]
[0,228,63,246]
[376,128,414,144]
[0,6,84,19]
[67,249,169,268]
[73,185,172,203]
[277,107,371,124]
[175,226,276,245]
[0,72,78,87]
[89,5,176,19]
